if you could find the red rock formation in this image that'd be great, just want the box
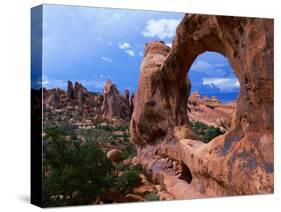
[188,92,236,131]
[73,81,80,99]
[45,88,67,108]
[102,80,131,121]
[131,14,273,197]
[67,80,74,99]
[124,89,130,105]
[130,92,135,116]
[43,80,131,126]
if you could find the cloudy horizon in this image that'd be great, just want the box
[34,4,239,102]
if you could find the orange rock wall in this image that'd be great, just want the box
[130,14,273,196]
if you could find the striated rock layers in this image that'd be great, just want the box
[130,14,273,198]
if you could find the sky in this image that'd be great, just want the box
[33,4,240,102]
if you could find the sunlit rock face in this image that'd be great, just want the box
[188,92,236,132]
[130,14,273,197]
[102,80,131,121]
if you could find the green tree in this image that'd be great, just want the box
[115,164,142,193]
[190,121,224,143]
[43,126,114,206]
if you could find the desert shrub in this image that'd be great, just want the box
[110,140,117,145]
[57,122,76,136]
[204,126,223,142]
[144,191,159,201]
[43,124,141,206]
[96,124,129,132]
[111,134,120,140]
[121,142,137,159]
[96,124,115,132]
[113,162,128,171]
[122,133,129,142]
[191,121,224,143]
[115,124,129,131]
[115,164,142,193]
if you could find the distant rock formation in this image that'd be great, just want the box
[188,92,236,131]
[43,80,132,126]
[124,89,130,105]
[73,81,80,99]
[130,92,135,116]
[67,80,74,99]
[102,80,131,121]
[131,14,273,198]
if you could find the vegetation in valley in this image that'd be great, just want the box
[190,121,224,143]
[144,191,159,201]
[43,123,140,207]
[42,114,226,207]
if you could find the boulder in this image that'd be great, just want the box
[106,149,122,162]
[98,188,123,203]
[122,194,145,202]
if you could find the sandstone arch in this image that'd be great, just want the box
[130,14,273,197]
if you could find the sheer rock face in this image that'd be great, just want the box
[130,14,273,197]
[102,80,131,121]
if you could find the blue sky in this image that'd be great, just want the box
[38,4,239,100]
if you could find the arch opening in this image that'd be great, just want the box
[178,162,193,184]
[187,51,240,143]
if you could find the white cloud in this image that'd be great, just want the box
[166,42,172,48]
[37,75,50,85]
[142,18,180,40]
[42,79,50,85]
[45,80,67,89]
[202,77,240,91]
[81,79,106,89]
[139,51,143,57]
[101,56,113,63]
[118,42,135,57]
[126,50,135,57]
[214,63,228,68]
[108,42,112,46]
[235,80,240,87]
[191,60,214,72]
[118,42,131,49]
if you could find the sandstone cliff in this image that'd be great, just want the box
[130,14,273,197]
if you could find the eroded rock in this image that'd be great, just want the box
[130,14,273,197]
[102,80,131,121]
[188,92,236,131]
